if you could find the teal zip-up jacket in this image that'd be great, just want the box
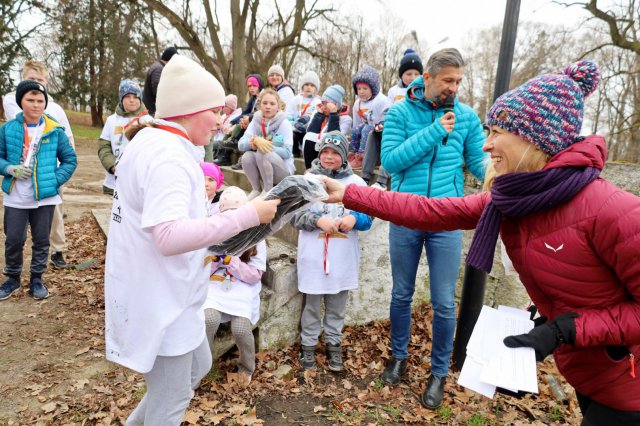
[0,113,77,200]
[381,76,487,197]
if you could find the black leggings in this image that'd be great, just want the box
[577,392,640,426]
[303,137,319,170]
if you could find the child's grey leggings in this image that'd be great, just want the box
[125,338,211,426]
[241,151,291,192]
[205,308,256,374]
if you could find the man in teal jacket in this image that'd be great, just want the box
[0,81,77,301]
[379,48,486,409]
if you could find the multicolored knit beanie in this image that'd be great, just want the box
[486,60,599,155]
[119,79,142,104]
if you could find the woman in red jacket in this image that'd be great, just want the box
[323,61,640,424]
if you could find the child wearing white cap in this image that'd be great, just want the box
[104,55,280,425]
[287,70,322,158]
[267,64,295,110]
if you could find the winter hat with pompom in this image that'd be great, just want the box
[486,60,599,156]
[218,186,248,212]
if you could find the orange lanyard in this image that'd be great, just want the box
[357,100,365,119]
[261,118,267,137]
[301,97,315,116]
[124,109,149,130]
[155,124,190,141]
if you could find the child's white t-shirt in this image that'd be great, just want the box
[4,119,62,208]
[104,121,210,374]
[286,94,321,121]
[388,84,408,104]
[351,93,391,130]
[297,173,367,295]
[203,240,267,325]
[99,112,152,189]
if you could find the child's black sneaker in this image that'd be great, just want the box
[325,343,344,372]
[299,345,317,370]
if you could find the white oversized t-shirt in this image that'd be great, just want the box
[297,173,367,295]
[99,112,152,189]
[104,121,211,373]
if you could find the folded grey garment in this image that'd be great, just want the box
[209,175,328,256]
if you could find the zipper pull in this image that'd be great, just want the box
[630,353,636,379]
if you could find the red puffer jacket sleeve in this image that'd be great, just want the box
[574,188,640,347]
[342,184,489,231]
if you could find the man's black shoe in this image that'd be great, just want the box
[420,374,446,409]
[380,356,407,386]
[50,252,68,269]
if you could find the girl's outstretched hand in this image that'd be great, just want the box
[320,176,346,203]
[251,198,280,223]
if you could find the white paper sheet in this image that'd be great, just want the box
[457,305,538,398]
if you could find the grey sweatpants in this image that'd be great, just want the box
[242,151,291,192]
[125,338,211,426]
[204,308,256,374]
[300,291,349,346]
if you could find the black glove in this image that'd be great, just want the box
[503,312,578,361]
[527,304,548,327]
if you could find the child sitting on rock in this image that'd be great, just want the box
[203,186,267,384]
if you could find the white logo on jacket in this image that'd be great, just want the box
[544,242,564,253]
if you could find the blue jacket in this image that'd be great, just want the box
[381,76,487,197]
[0,113,77,200]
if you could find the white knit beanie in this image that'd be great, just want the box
[268,65,285,78]
[299,70,320,91]
[218,186,248,212]
[155,55,225,120]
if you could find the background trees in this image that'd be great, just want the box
[2,0,639,161]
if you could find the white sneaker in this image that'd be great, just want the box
[371,182,386,191]
[247,190,261,200]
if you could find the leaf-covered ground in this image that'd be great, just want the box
[0,216,582,425]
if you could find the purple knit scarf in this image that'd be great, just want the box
[466,166,600,273]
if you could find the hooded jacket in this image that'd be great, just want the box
[0,113,77,200]
[381,75,487,197]
[342,136,640,411]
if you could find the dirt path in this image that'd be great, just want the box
[0,140,115,423]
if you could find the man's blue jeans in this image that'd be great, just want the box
[388,224,462,378]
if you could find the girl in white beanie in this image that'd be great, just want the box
[238,88,295,199]
[267,64,295,111]
[286,70,322,157]
[104,55,279,425]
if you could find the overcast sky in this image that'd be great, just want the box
[344,0,591,51]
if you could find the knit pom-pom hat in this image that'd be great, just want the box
[486,60,599,155]
[352,66,381,98]
[218,186,248,212]
[398,48,423,78]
